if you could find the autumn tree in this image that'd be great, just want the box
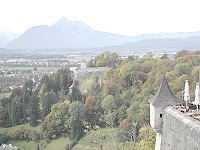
[42,101,70,137]
[85,96,102,129]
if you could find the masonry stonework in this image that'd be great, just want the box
[161,106,200,150]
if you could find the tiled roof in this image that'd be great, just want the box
[149,76,181,106]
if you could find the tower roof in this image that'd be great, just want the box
[149,76,180,106]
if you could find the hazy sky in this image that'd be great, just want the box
[0,0,200,36]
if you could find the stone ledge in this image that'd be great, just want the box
[164,106,200,133]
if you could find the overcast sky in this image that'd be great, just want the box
[0,0,200,36]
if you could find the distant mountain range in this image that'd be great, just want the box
[1,17,200,52]
[6,18,134,49]
[97,36,200,53]
[0,31,19,48]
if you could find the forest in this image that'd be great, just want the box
[0,50,199,150]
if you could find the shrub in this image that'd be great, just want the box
[7,128,43,141]
[0,133,7,145]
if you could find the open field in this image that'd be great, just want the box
[6,137,70,150]
[1,123,70,149]
[0,123,42,133]
[65,55,93,62]
[0,66,59,71]
[74,128,119,150]
[45,137,70,150]
[0,92,11,99]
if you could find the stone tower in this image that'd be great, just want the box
[149,76,180,150]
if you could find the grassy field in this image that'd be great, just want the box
[1,123,70,150]
[6,137,70,150]
[0,66,59,71]
[74,128,119,150]
[0,92,11,99]
[65,55,93,62]
[45,137,70,150]
[6,140,38,150]
[0,123,42,133]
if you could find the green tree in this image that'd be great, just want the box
[118,62,141,88]
[57,88,67,102]
[69,86,82,102]
[42,90,58,118]
[134,125,155,150]
[96,53,107,67]
[38,84,46,100]
[28,93,39,127]
[66,101,86,140]
[22,79,34,122]
[94,51,121,68]
[173,63,191,77]
[87,58,95,68]
[88,75,102,98]
[0,106,7,127]
[10,95,23,125]
[121,90,133,106]
[175,50,190,59]
[108,52,121,68]
[101,95,117,113]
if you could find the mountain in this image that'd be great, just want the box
[0,31,19,48]
[6,17,200,51]
[7,17,135,49]
[132,31,200,41]
[98,36,200,53]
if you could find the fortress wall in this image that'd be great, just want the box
[161,106,200,150]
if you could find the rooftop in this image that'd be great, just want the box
[149,76,181,106]
[173,104,200,121]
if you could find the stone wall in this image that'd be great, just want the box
[161,106,200,150]
[150,104,166,133]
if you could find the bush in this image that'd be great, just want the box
[0,133,7,145]
[7,128,43,141]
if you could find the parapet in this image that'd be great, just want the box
[161,106,200,150]
[165,106,200,129]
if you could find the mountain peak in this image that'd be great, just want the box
[53,17,72,26]
[51,17,93,33]
[51,18,74,31]
[58,17,72,23]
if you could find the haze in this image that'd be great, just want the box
[1,0,200,36]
